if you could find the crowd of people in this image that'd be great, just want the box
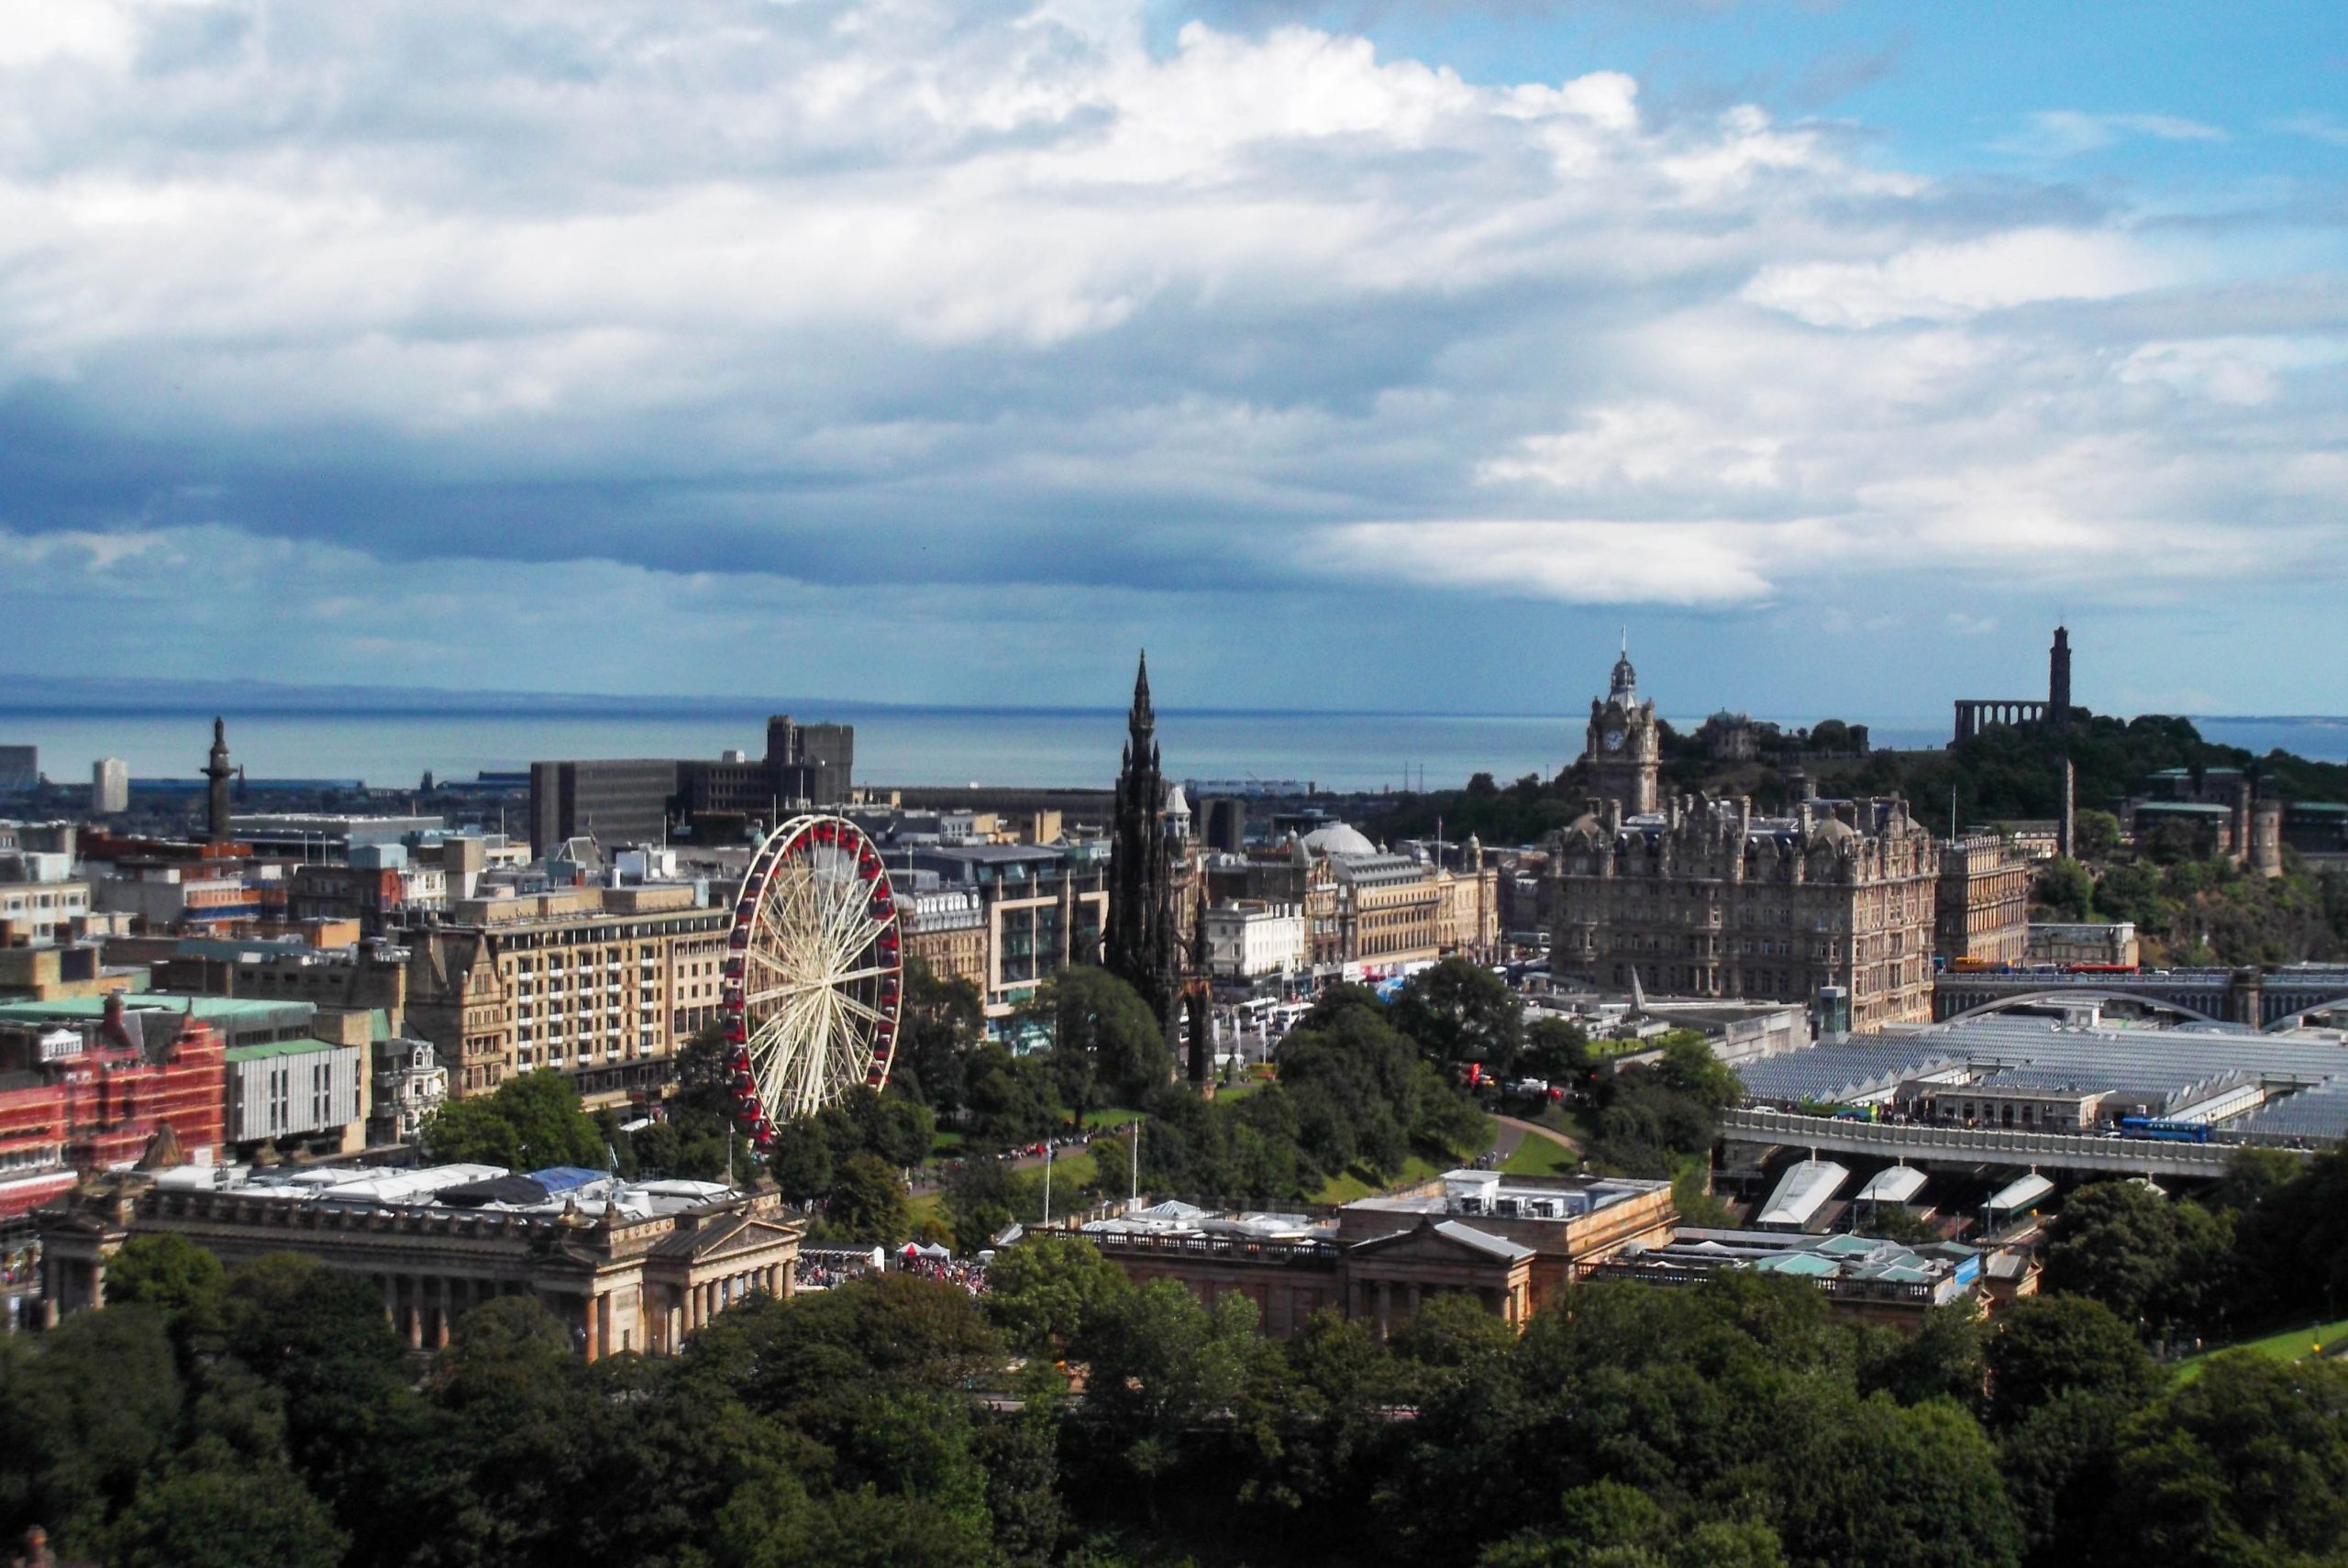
[791,1246,989,1296]
[898,1253,989,1296]
[792,1250,876,1290]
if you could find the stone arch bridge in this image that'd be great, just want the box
[1932,967,2348,1032]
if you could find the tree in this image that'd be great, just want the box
[940,1157,1024,1254]
[1774,1394,2021,1568]
[1996,1385,2139,1566]
[763,1119,835,1206]
[816,1087,936,1172]
[1247,1309,1398,1518]
[897,955,984,1117]
[1391,957,1525,1077]
[2075,810,2123,860]
[103,1466,346,1568]
[1031,966,1169,1114]
[983,1235,1135,1358]
[1983,1295,2162,1432]
[1585,1062,1717,1177]
[0,1308,183,1551]
[2034,857,2094,920]
[2092,859,2168,929]
[1859,1308,1985,1410]
[824,1153,912,1243]
[1081,1280,1278,1490]
[1655,1032,1741,1109]
[961,1042,1059,1150]
[2222,1146,2348,1331]
[1521,1018,1595,1090]
[2142,819,2204,867]
[424,1069,608,1170]
[2104,1353,2348,1564]
[2042,1181,2230,1339]
[1387,1290,1518,1376]
[2208,1143,2301,1211]
[103,1234,224,1317]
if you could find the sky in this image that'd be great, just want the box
[1,0,2343,722]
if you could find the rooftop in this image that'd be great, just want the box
[1595,1227,1983,1302]
[151,1161,744,1220]
[224,1036,351,1063]
[0,993,311,1023]
[1349,1168,1667,1223]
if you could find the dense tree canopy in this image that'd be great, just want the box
[423,1070,609,1170]
[1026,966,1171,1114]
[1391,957,1525,1078]
[11,1224,2348,1568]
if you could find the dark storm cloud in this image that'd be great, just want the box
[0,0,2341,712]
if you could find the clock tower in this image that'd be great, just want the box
[1584,635,1659,814]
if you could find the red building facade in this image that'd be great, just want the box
[0,997,226,1220]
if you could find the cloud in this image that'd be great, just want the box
[2275,114,2348,149]
[0,1,2338,711]
[1303,519,1793,603]
[1740,227,2181,327]
[2000,110,2229,158]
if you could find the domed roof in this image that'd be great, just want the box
[1300,822,1379,857]
[1608,630,1638,702]
[1810,816,1859,847]
[1562,812,1606,844]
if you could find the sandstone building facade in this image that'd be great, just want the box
[1548,647,1941,1031]
[38,1171,802,1360]
[397,882,729,1106]
[1585,639,1661,815]
[1547,793,1939,1032]
[1934,834,2032,966]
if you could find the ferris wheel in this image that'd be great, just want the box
[721,814,903,1150]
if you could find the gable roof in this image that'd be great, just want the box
[1349,1216,1534,1265]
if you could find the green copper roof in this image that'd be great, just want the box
[0,994,311,1023]
[224,1037,349,1062]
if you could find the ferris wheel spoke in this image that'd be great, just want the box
[745,975,855,1006]
[834,991,888,1028]
[812,872,866,966]
[728,817,902,1128]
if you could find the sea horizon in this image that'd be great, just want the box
[2,681,2342,795]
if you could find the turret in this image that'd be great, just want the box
[204,717,234,844]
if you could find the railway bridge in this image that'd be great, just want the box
[1932,966,2348,1032]
[1717,1108,2301,1181]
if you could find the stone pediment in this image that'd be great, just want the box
[647,1212,803,1267]
[1346,1217,1532,1269]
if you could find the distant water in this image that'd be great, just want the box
[0,704,2337,794]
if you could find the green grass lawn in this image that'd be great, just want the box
[1313,1152,1446,1206]
[1080,1107,1146,1130]
[1501,1134,1582,1177]
[1536,1106,1596,1146]
[930,1129,966,1154]
[2176,1318,2348,1382]
[1036,1149,1101,1191]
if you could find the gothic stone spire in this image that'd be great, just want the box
[1107,650,1177,1029]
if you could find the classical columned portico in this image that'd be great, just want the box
[37,1178,804,1362]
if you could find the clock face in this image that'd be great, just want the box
[1603,727,1627,753]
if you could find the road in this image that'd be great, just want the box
[1490,1113,1582,1169]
